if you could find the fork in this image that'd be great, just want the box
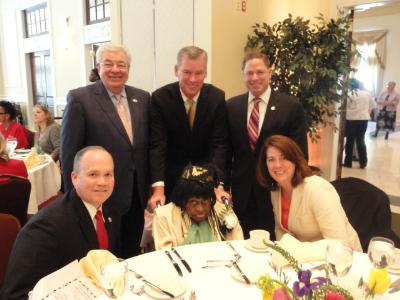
[226,241,242,261]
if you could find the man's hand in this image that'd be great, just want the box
[214,185,231,204]
[147,186,166,211]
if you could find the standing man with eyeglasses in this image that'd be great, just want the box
[148,46,229,210]
[61,43,150,257]
[226,51,308,239]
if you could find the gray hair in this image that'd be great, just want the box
[96,43,132,66]
[388,81,396,86]
[73,146,112,172]
[177,46,207,66]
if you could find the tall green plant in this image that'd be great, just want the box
[246,11,355,141]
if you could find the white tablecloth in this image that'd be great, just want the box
[26,154,61,214]
[99,240,399,300]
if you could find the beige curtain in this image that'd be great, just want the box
[352,30,387,98]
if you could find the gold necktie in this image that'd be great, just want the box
[187,98,196,129]
[115,94,133,143]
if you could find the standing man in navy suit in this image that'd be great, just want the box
[227,51,308,239]
[61,43,150,257]
[2,146,120,300]
[148,46,229,209]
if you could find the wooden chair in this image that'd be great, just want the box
[331,177,400,252]
[0,174,31,226]
[0,213,21,287]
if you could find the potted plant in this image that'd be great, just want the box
[246,11,355,142]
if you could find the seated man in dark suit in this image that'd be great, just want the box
[1,146,120,300]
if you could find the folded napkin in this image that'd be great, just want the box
[23,149,44,169]
[271,234,332,268]
[79,249,119,287]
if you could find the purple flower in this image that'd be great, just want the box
[293,270,326,297]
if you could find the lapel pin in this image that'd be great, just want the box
[271,106,276,111]
[108,217,112,223]
[132,98,138,103]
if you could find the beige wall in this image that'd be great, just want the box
[211,0,266,99]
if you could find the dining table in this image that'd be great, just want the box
[12,151,61,214]
[74,240,400,299]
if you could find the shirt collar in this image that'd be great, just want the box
[180,88,200,103]
[82,200,103,222]
[248,86,271,104]
[104,86,127,100]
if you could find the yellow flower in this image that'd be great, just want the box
[367,268,392,294]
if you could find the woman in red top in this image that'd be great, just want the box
[0,134,28,178]
[0,100,29,149]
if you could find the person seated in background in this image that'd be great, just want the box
[0,100,29,149]
[33,103,61,161]
[153,165,243,250]
[0,134,28,179]
[1,146,120,300]
[89,67,100,82]
[256,135,362,251]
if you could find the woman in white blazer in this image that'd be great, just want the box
[256,135,362,251]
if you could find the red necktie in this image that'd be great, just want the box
[95,210,109,250]
[248,98,261,152]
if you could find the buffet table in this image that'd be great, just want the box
[33,240,400,299]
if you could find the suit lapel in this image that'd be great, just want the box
[238,93,250,142]
[71,190,98,249]
[126,88,139,148]
[172,83,191,135]
[257,91,279,149]
[93,81,132,146]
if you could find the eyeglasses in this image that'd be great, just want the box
[100,61,129,70]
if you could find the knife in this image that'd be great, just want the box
[232,260,251,284]
[172,247,192,273]
[142,279,175,298]
[165,250,183,276]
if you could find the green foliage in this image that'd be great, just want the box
[246,11,356,141]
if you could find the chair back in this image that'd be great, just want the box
[0,213,21,287]
[331,177,400,252]
[25,129,35,148]
[0,174,31,226]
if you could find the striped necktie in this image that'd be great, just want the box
[115,94,133,143]
[248,98,261,152]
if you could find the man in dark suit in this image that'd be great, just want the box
[1,146,120,300]
[61,43,150,257]
[227,51,308,239]
[148,46,229,209]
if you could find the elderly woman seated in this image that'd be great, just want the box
[153,165,243,250]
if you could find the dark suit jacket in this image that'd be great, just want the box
[60,81,150,213]
[150,82,228,198]
[227,90,308,213]
[1,190,120,300]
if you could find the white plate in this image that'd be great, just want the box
[15,149,31,154]
[244,239,269,253]
[144,273,186,299]
[230,259,267,283]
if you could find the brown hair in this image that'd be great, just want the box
[256,135,312,190]
[241,51,270,71]
[0,134,9,162]
[34,103,54,127]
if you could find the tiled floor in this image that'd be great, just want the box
[341,122,400,213]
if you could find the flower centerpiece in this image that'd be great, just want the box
[257,242,392,299]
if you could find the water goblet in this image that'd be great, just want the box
[6,136,18,155]
[100,261,128,299]
[326,242,353,285]
[367,236,395,269]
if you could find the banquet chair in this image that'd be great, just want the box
[331,177,400,252]
[25,129,35,148]
[0,174,31,226]
[0,213,21,287]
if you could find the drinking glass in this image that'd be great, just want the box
[326,242,353,285]
[6,136,18,155]
[367,237,395,269]
[100,261,128,299]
